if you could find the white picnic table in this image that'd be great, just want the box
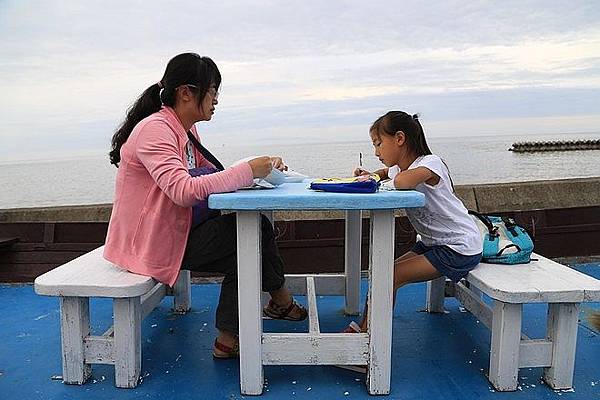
[209,181,425,395]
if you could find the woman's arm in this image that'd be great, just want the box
[392,166,439,189]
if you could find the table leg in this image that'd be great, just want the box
[367,210,394,395]
[345,210,362,315]
[237,211,264,395]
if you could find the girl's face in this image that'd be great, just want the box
[197,84,219,121]
[370,129,404,167]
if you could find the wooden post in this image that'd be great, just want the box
[173,270,191,313]
[114,297,141,388]
[367,210,394,395]
[543,302,580,389]
[345,210,362,315]
[426,276,446,313]
[60,297,92,384]
[237,211,264,395]
[489,301,522,391]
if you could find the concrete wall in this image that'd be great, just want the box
[1,177,599,222]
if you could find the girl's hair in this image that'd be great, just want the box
[370,111,432,156]
[372,111,456,190]
[109,53,221,166]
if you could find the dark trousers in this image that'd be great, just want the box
[181,213,285,334]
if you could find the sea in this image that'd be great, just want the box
[1,132,599,210]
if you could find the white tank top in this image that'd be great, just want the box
[388,155,482,255]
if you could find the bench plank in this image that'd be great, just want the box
[34,246,157,298]
[466,254,600,303]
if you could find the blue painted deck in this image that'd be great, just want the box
[208,181,425,210]
[1,264,599,400]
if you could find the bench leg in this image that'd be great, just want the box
[114,297,142,388]
[543,303,580,389]
[489,301,522,391]
[344,210,361,315]
[173,270,191,313]
[60,297,92,384]
[426,276,446,313]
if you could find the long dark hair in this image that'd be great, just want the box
[109,53,221,166]
[370,111,432,156]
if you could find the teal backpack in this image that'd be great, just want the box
[469,210,534,264]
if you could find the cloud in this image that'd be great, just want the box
[1,0,599,160]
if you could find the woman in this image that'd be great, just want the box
[105,53,306,358]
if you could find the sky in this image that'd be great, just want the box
[1,0,600,162]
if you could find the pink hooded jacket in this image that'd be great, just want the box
[103,106,254,286]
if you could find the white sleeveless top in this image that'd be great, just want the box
[388,155,482,255]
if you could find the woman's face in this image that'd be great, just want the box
[197,84,219,121]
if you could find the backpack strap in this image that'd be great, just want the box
[468,210,498,239]
[496,243,522,257]
[187,131,225,171]
[501,216,519,237]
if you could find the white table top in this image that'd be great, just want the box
[208,181,425,211]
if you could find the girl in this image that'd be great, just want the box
[104,53,307,359]
[349,111,483,333]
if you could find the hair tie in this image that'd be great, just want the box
[157,81,164,89]
[412,114,419,121]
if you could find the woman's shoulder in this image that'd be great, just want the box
[133,110,176,138]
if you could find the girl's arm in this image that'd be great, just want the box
[393,166,439,189]
[354,167,389,179]
[374,167,389,180]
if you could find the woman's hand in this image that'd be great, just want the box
[248,156,273,178]
[271,156,288,171]
[353,167,371,177]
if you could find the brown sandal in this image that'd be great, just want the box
[263,298,308,321]
[213,338,239,359]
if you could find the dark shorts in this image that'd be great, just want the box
[411,241,482,282]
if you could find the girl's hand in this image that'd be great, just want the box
[353,167,371,177]
[271,156,288,171]
[248,156,273,178]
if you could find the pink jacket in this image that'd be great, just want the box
[103,106,254,286]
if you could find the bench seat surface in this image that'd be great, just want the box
[34,246,157,298]
[466,253,600,303]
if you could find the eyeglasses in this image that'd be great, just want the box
[180,84,219,100]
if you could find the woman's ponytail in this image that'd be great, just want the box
[109,83,162,167]
[109,53,221,167]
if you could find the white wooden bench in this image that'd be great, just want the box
[425,253,600,391]
[34,246,191,388]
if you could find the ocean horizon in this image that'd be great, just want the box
[1,132,599,210]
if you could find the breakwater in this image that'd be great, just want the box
[509,139,600,152]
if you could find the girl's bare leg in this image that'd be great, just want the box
[358,253,441,331]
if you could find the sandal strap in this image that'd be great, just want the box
[268,298,305,319]
[281,300,298,318]
[214,339,238,354]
